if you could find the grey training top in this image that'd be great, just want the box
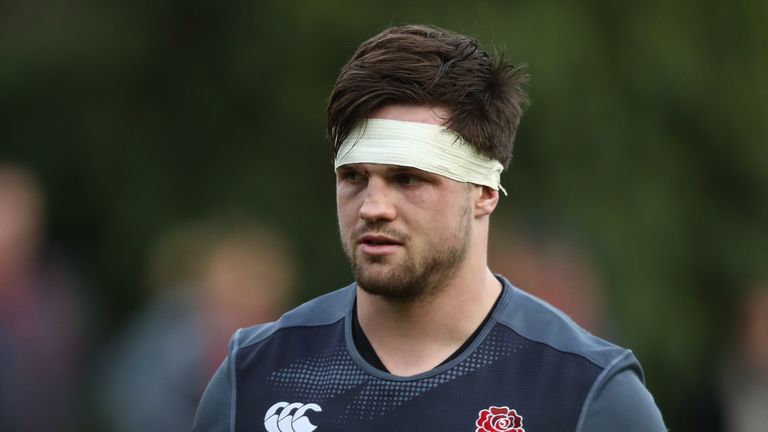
[194,276,666,431]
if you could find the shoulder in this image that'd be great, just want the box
[234,283,356,351]
[494,276,666,431]
[192,284,356,432]
[495,275,634,371]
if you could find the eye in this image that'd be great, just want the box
[338,168,363,183]
[393,173,423,186]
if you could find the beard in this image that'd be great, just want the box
[342,204,473,301]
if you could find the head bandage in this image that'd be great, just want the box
[334,118,507,195]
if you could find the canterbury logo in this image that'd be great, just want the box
[264,402,322,432]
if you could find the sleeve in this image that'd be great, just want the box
[192,330,241,432]
[577,351,667,432]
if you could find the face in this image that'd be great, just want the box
[335,106,476,301]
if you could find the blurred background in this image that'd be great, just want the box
[1,1,766,431]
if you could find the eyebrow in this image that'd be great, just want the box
[388,166,417,173]
[387,166,436,177]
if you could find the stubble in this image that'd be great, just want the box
[342,203,473,301]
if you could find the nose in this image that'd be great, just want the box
[359,177,396,222]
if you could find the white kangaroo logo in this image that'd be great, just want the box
[264,401,322,432]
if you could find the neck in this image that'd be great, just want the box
[356,256,502,376]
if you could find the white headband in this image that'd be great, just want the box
[334,118,507,194]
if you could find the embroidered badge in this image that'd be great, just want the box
[475,406,525,432]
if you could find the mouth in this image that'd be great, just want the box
[356,233,404,256]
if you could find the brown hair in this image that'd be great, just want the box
[327,24,529,168]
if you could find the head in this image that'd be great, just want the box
[199,226,295,329]
[737,278,768,370]
[327,25,528,300]
[0,165,44,290]
[146,220,295,330]
[489,220,605,333]
[327,24,528,168]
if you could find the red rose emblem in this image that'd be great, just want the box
[475,406,525,432]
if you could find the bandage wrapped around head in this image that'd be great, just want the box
[333,119,507,195]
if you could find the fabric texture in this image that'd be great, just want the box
[193,276,666,432]
[335,118,506,193]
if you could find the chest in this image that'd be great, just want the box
[234,327,598,431]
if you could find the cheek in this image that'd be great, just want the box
[336,200,358,234]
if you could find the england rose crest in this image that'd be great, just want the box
[475,406,525,432]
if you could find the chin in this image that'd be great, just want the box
[355,267,394,290]
[354,265,427,300]
[358,280,423,300]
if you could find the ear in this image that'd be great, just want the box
[474,185,499,217]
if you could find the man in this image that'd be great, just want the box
[0,165,85,432]
[193,25,666,431]
[99,221,295,432]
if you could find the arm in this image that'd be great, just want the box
[193,331,241,432]
[577,352,667,432]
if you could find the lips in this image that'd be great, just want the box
[357,234,403,246]
[356,233,403,256]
